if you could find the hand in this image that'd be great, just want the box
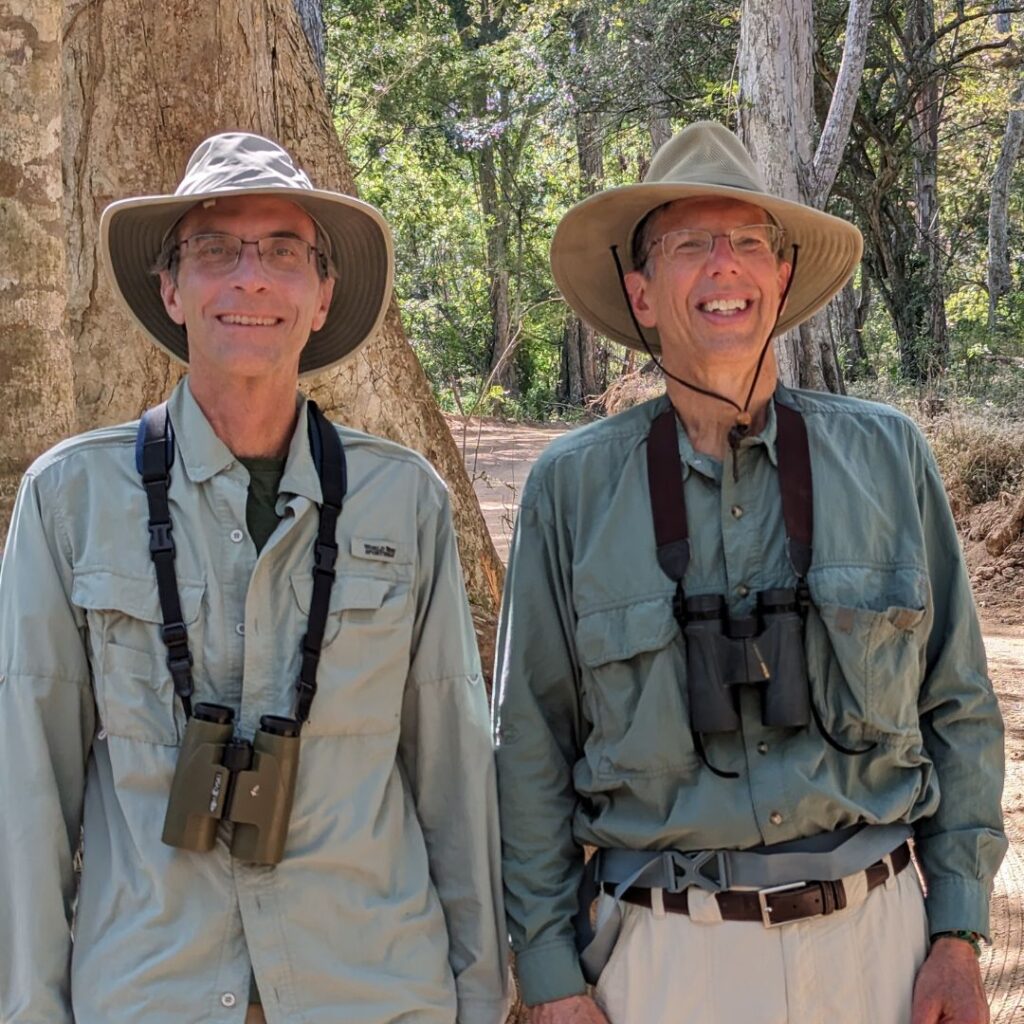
[911,936,989,1024]
[530,993,612,1024]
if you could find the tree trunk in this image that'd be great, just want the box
[988,70,1024,329]
[291,0,325,80]
[905,0,947,379]
[479,135,516,394]
[0,0,77,542]
[60,0,503,619]
[831,278,873,381]
[738,0,872,391]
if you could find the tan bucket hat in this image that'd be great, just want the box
[550,121,863,354]
[99,132,394,377]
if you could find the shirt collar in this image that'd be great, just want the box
[166,378,323,504]
[670,389,780,480]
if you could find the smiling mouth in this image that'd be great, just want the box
[699,298,751,316]
[217,314,280,326]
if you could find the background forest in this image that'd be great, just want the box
[325,0,1024,420]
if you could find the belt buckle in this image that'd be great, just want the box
[664,849,729,894]
[757,881,810,928]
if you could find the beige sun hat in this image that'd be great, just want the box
[100,132,394,377]
[550,121,863,354]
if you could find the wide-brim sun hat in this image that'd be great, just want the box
[550,121,863,354]
[99,132,394,377]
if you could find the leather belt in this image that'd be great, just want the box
[606,841,911,928]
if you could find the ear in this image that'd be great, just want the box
[623,269,658,329]
[776,259,793,308]
[159,270,186,326]
[311,276,336,333]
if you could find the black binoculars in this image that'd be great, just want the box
[683,588,809,734]
[162,702,301,865]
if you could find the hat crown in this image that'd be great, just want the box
[644,121,767,196]
[175,132,316,198]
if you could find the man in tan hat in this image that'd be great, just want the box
[0,133,508,1024]
[493,122,1004,1023]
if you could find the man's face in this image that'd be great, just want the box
[159,194,335,383]
[624,197,791,377]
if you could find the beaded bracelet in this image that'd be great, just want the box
[932,930,983,957]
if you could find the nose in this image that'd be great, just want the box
[704,234,741,274]
[229,242,270,289]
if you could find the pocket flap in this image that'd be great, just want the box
[72,570,204,625]
[290,572,392,616]
[575,598,679,668]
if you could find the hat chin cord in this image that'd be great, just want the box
[610,244,800,461]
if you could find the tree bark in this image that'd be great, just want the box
[60,0,503,618]
[0,0,76,542]
[738,0,872,391]
[291,0,325,80]
[988,56,1024,329]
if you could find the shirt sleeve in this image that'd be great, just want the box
[492,487,589,1006]
[0,470,95,1023]
[911,431,1007,939]
[399,485,510,1024]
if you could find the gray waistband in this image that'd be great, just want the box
[594,822,912,894]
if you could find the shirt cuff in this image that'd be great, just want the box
[925,875,992,940]
[514,941,588,1006]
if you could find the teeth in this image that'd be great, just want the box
[220,314,277,326]
[701,299,749,313]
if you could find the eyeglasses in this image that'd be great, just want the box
[175,233,321,276]
[644,224,785,266]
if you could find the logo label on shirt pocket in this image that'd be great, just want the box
[352,537,399,562]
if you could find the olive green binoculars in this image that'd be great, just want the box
[162,702,301,865]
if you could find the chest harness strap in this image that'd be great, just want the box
[645,399,872,777]
[136,399,345,724]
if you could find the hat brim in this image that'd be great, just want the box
[100,186,395,377]
[550,182,862,354]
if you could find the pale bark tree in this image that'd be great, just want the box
[59,0,503,620]
[0,0,76,541]
[737,0,873,391]
[988,14,1024,329]
[292,0,326,80]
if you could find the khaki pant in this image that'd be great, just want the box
[593,860,929,1024]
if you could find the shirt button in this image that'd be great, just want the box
[769,811,784,826]
[230,529,244,543]
[737,584,750,598]
[235,623,246,636]
[220,992,237,1008]
[731,505,744,519]
[757,741,769,755]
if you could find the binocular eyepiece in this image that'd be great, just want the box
[162,702,301,865]
[683,588,809,734]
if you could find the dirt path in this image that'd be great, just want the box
[449,415,1024,1019]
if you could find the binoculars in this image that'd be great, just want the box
[683,588,809,734]
[162,702,301,865]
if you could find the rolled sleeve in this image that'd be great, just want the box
[401,487,510,1023]
[0,471,95,1023]
[493,495,589,1005]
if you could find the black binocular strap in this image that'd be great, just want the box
[136,400,347,725]
[645,397,814,590]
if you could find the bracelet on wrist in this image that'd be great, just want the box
[932,930,983,957]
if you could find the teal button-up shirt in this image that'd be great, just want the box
[493,387,1006,1005]
[0,379,509,1023]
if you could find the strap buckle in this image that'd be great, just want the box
[314,540,338,572]
[757,881,810,928]
[148,521,175,555]
[663,849,729,894]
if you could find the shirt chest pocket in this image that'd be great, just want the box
[72,570,205,745]
[574,598,697,780]
[805,566,930,741]
[289,570,412,736]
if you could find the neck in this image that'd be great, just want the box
[188,372,299,459]
[665,357,778,460]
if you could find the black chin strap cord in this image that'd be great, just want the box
[610,242,801,464]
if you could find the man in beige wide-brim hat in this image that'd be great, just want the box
[0,132,509,1024]
[494,121,1004,1024]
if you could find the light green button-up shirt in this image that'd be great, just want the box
[0,379,509,1024]
[493,386,1006,1005]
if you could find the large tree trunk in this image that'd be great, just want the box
[0,0,77,541]
[60,0,503,618]
[988,19,1024,330]
[738,0,872,391]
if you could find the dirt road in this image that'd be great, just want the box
[450,415,1024,1019]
